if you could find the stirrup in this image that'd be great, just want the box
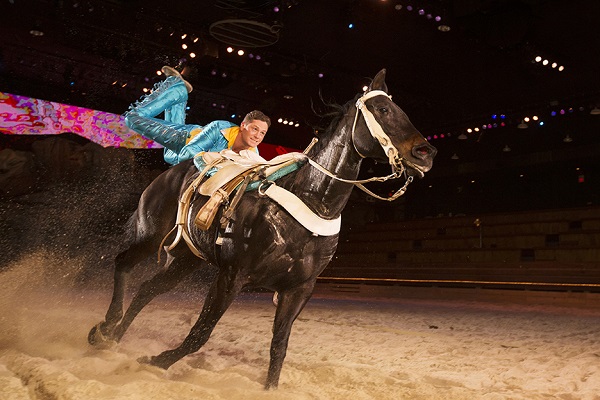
[161,66,193,93]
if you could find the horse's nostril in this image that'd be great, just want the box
[413,143,437,159]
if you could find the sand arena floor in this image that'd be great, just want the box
[1,252,599,400]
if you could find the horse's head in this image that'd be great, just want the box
[351,69,436,178]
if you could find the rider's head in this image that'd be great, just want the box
[237,110,270,150]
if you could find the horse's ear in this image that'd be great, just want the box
[369,69,388,93]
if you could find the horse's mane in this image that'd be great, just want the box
[307,93,359,155]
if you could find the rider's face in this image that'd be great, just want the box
[239,119,268,149]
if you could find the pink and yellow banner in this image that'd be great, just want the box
[0,92,299,157]
[0,92,161,148]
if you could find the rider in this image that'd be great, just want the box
[124,66,270,169]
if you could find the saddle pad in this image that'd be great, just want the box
[199,152,308,196]
[199,163,255,196]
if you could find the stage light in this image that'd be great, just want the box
[348,23,354,29]
[182,44,188,50]
[227,47,234,53]
[237,49,245,56]
[190,52,196,58]
[535,56,542,62]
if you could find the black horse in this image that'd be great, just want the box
[88,69,436,389]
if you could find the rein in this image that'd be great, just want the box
[305,90,418,202]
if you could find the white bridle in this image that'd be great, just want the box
[305,89,428,201]
[351,90,402,167]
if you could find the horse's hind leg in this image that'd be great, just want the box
[88,240,155,345]
[141,270,244,369]
[111,252,199,342]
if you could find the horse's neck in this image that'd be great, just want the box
[290,116,363,218]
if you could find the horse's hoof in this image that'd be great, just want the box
[88,322,117,349]
[137,355,152,364]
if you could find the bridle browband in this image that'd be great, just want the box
[306,89,425,201]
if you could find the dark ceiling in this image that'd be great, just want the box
[1,0,600,178]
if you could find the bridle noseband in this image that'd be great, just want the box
[352,90,401,168]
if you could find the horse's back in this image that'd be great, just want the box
[131,160,197,241]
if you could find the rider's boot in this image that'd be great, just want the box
[161,66,193,93]
[126,75,189,119]
[161,66,192,125]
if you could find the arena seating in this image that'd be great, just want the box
[320,206,600,293]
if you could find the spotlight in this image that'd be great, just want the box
[227,47,234,53]
[190,52,196,58]
[237,49,245,56]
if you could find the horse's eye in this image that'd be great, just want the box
[378,107,389,113]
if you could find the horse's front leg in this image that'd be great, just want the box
[142,269,245,369]
[265,281,315,389]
